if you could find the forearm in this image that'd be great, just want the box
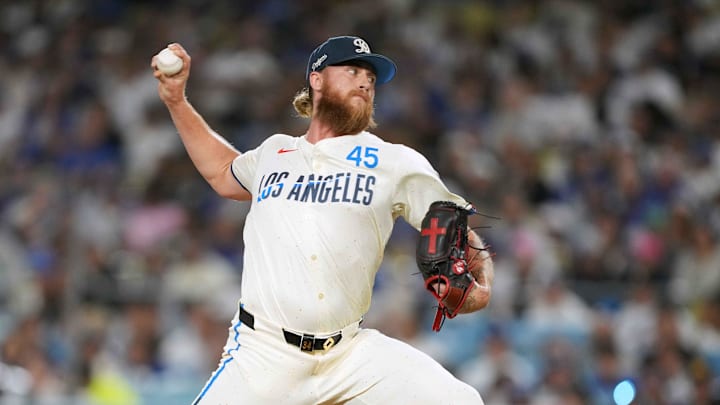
[166,99,245,199]
[459,231,494,313]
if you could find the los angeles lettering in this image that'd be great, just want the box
[257,171,375,205]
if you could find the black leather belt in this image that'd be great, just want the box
[239,305,342,352]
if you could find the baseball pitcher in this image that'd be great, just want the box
[152,35,494,405]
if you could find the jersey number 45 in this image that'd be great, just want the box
[346,146,379,168]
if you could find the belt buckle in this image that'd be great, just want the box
[322,336,336,350]
[300,334,315,352]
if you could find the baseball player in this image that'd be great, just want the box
[152,35,494,405]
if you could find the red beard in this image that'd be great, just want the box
[315,87,374,135]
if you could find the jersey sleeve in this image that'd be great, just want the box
[392,146,468,230]
[230,142,262,193]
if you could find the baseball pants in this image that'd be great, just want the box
[192,305,483,404]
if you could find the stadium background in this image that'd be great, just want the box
[1,0,720,404]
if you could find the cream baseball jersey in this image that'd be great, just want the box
[230,131,467,333]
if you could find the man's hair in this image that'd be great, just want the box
[293,88,313,118]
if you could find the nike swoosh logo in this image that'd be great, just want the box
[277,148,298,154]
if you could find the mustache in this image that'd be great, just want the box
[349,90,370,102]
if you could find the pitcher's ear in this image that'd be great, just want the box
[308,71,323,91]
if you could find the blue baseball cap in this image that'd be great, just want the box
[305,36,397,85]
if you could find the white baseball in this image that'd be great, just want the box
[156,48,183,76]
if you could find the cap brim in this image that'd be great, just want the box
[335,54,397,85]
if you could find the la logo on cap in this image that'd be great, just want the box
[353,38,370,54]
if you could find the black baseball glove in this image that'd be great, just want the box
[416,201,476,332]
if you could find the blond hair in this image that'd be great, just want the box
[292,87,313,118]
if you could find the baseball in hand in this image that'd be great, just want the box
[156,48,183,76]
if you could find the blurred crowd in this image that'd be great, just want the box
[1,0,720,404]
